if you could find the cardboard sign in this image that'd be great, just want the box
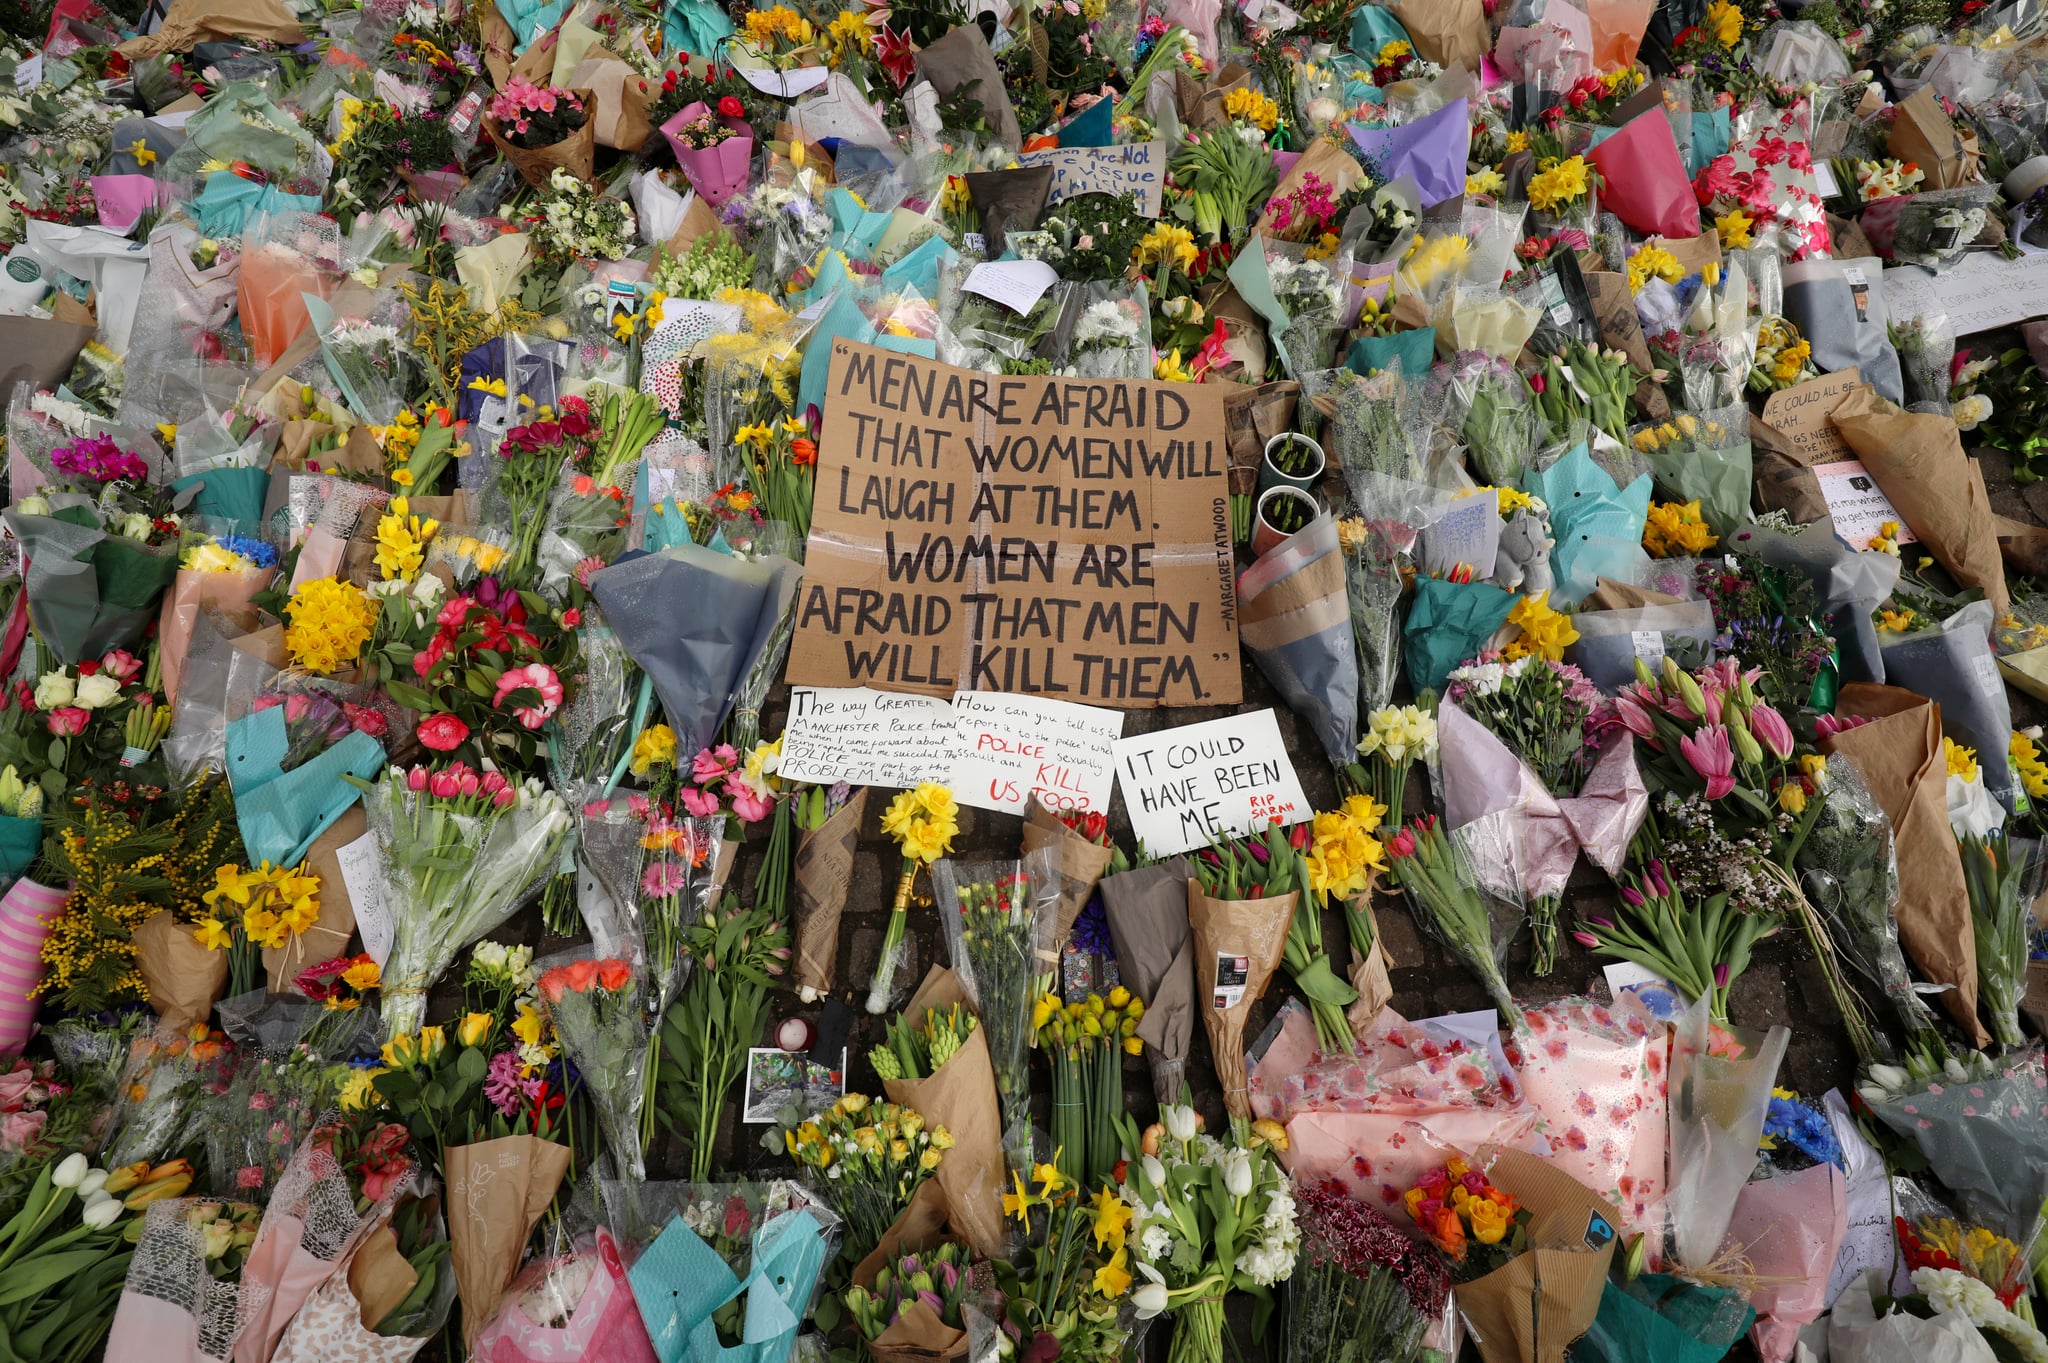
[950,690,1124,814]
[1112,710,1310,855]
[789,341,1240,706]
[1883,253,2048,335]
[777,686,957,788]
[1760,367,1861,465]
[1015,141,1167,215]
[1813,459,1917,550]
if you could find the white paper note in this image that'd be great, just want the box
[334,830,394,967]
[963,259,1061,313]
[1113,710,1311,855]
[949,691,1124,814]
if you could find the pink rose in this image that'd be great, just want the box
[0,1062,35,1111]
[416,712,470,752]
[0,1109,44,1152]
[46,707,87,737]
[99,649,143,681]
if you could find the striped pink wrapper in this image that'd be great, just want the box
[0,879,70,1054]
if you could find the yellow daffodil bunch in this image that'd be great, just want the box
[1136,221,1197,273]
[869,784,959,1012]
[1467,167,1505,198]
[1946,737,1981,784]
[741,4,815,53]
[1503,590,1580,663]
[629,722,678,777]
[1625,243,1685,294]
[1705,0,1744,46]
[825,8,871,60]
[1351,704,1436,832]
[1154,349,1194,382]
[1305,796,1387,901]
[1752,315,1815,391]
[2013,732,2048,803]
[1877,607,1918,634]
[373,497,440,582]
[1868,520,1903,556]
[284,576,379,674]
[1643,500,1717,557]
[195,861,322,997]
[1222,86,1279,132]
[1714,209,1754,249]
[1526,155,1594,214]
[785,1093,950,1257]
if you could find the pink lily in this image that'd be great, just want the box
[1679,725,1737,799]
[1747,702,1795,760]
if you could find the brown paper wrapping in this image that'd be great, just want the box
[568,52,653,151]
[1209,287,1269,381]
[0,316,94,399]
[664,195,726,258]
[1344,892,1393,1032]
[262,805,365,993]
[1019,797,1115,944]
[1221,381,1299,494]
[851,1180,969,1362]
[484,90,599,189]
[1829,384,2009,617]
[1175,64,1251,130]
[348,1222,419,1329]
[1583,271,1669,422]
[1457,1147,1620,1363]
[446,1134,572,1349]
[1749,413,1827,524]
[1393,0,1486,69]
[135,911,226,1032]
[158,566,275,707]
[793,789,868,996]
[1650,231,1722,281]
[1820,683,1987,1047]
[1996,514,2048,581]
[116,0,302,55]
[1186,882,1294,1119]
[1889,86,1976,189]
[705,836,742,905]
[881,967,1006,1259]
[1255,139,1366,237]
[478,0,517,87]
[1582,578,1682,611]
[1099,859,1195,1104]
[914,26,1021,150]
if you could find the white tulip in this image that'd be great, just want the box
[1222,1149,1253,1199]
[1866,1064,1908,1092]
[51,1152,88,1188]
[77,1169,108,1197]
[1132,1264,1170,1319]
[1141,1155,1167,1191]
[1162,1105,1199,1143]
[81,1197,123,1230]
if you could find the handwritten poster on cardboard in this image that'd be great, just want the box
[1760,367,1861,466]
[1015,141,1167,214]
[788,341,1241,707]
[777,686,957,789]
[1112,710,1310,855]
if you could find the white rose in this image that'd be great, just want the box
[15,495,47,517]
[118,512,152,541]
[73,673,121,710]
[32,672,73,709]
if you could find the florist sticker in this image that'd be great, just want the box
[788,342,1240,707]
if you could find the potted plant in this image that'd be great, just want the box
[1257,430,1326,497]
[1251,484,1318,556]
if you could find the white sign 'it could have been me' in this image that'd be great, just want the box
[1112,710,1310,855]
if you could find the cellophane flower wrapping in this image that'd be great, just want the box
[368,767,573,1040]
[537,952,649,1180]
[1867,1047,2048,1248]
[102,1023,239,1171]
[1250,1002,1539,1222]
[935,848,1060,1174]
[232,1126,416,1363]
[1661,992,1789,1271]
[471,1229,659,1363]
[200,1043,344,1202]
[1722,1162,1847,1363]
[106,1198,270,1363]
[1501,995,1668,1237]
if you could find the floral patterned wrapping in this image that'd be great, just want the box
[1501,994,1669,1235]
[1251,1003,1542,1218]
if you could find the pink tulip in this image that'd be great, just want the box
[1679,725,1737,799]
[1747,702,1795,760]
[407,766,429,792]
[481,771,508,797]
[1572,931,1599,948]
[493,788,515,808]
[429,770,460,799]
[457,770,480,797]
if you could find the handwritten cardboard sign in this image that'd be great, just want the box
[949,691,1124,814]
[788,341,1241,707]
[1760,367,1861,466]
[777,686,957,789]
[1015,141,1166,215]
[1112,710,1310,855]
[776,685,1124,812]
[1882,253,2048,335]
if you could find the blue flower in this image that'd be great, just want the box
[1763,1093,1844,1171]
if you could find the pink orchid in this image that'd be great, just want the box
[1679,725,1737,799]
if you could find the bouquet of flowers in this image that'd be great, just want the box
[363,761,572,1039]
[1399,1155,1532,1273]
[191,861,322,1001]
[538,955,647,1178]
[1118,1106,1297,1363]
[1036,988,1143,1188]
[656,894,789,1182]
[869,783,959,1014]
[104,1197,264,1363]
[486,76,587,151]
[783,1093,949,1264]
[527,168,638,263]
[936,853,1055,1169]
[1285,1181,1450,1363]
[991,1159,1132,1363]
[846,1240,970,1355]
[1946,740,2034,1049]
[1383,816,1519,1018]
[793,782,867,1001]
[1443,351,1541,488]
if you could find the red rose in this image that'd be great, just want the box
[596,960,632,991]
[718,95,745,118]
[416,712,470,752]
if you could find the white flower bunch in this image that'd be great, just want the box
[534,168,638,261]
[1268,255,1344,317]
[1914,1267,2048,1362]
[1072,299,1143,352]
[1357,705,1438,764]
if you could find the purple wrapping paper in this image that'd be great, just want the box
[1436,700,1580,901]
[1346,98,1470,208]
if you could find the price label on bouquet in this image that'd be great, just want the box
[949,691,1123,814]
[788,342,1240,707]
[1111,710,1310,855]
[1016,141,1168,216]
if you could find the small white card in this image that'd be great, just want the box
[334,829,393,967]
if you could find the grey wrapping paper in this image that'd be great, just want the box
[1237,514,1360,764]
[1728,515,1899,687]
[588,546,801,756]
[1880,599,2015,812]
[1100,858,1195,1104]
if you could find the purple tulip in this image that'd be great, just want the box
[1588,916,1615,930]
[1572,932,1599,948]
[1713,963,1730,987]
